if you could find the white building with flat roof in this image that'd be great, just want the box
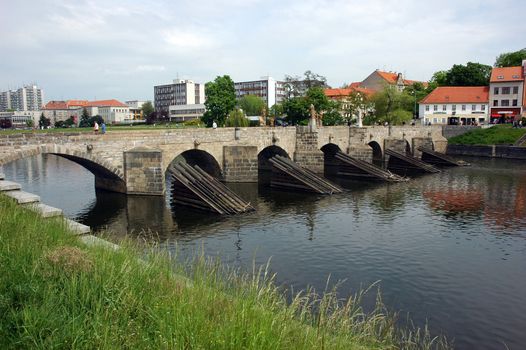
[169,104,206,122]
[154,79,205,113]
[234,77,285,109]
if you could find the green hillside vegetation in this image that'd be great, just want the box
[0,194,450,349]
[448,125,526,145]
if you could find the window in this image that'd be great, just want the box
[513,86,519,94]
[502,87,510,94]
[501,100,510,106]
[482,105,486,111]
[442,105,446,111]
[472,105,476,111]
[494,87,499,94]
[433,105,438,111]
[462,105,466,111]
[493,100,499,106]
[513,99,518,106]
[425,105,429,111]
[452,105,456,111]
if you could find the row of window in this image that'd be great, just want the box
[425,104,486,112]
[493,100,518,107]
[494,86,519,95]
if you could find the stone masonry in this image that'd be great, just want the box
[223,146,258,182]
[124,147,164,195]
[0,126,448,195]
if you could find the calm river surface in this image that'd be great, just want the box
[3,154,526,350]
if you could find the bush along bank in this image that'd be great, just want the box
[0,194,450,349]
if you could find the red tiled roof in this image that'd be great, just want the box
[86,99,128,107]
[490,66,524,82]
[376,70,427,87]
[419,86,489,104]
[349,82,362,88]
[324,86,374,99]
[43,101,68,110]
[67,100,89,107]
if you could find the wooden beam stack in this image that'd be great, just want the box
[171,163,255,215]
[334,151,407,182]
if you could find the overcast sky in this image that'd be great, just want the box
[1,0,525,102]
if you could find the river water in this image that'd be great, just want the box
[3,154,526,350]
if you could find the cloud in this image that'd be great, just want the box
[0,0,525,101]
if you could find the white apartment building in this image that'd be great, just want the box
[87,100,131,123]
[489,63,525,123]
[154,79,205,113]
[419,86,489,125]
[126,100,148,120]
[0,85,44,112]
[234,77,286,109]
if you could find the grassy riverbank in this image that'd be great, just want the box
[0,194,449,349]
[448,125,526,145]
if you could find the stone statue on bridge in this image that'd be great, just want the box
[308,104,323,131]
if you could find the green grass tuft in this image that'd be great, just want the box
[0,194,451,349]
[448,125,526,145]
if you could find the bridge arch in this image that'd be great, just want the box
[166,149,223,179]
[258,145,290,172]
[368,141,383,167]
[320,143,342,176]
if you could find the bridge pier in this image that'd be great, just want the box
[348,127,373,163]
[412,137,434,159]
[222,146,258,182]
[124,147,165,196]
[293,128,324,173]
[384,138,406,168]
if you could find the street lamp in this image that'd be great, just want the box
[413,90,417,120]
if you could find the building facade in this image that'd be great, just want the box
[126,100,148,120]
[168,104,206,122]
[324,87,374,123]
[87,100,131,123]
[489,63,525,123]
[154,79,205,113]
[234,77,286,109]
[419,86,489,125]
[355,70,426,92]
[0,85,44,112]
[42,100,88,124]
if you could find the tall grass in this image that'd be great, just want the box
[0,194,451,349]
[448,125,526,145]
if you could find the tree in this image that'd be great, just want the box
[141,101,154,117]
[282,96,309,125]
[79,108,91,127]
[283,71,328,98]
[495,49,526,67]
[26,119,34,128]
[344,91,371,125]
[322,101,343,126]
[370,86,413,125]
[38,113,51,128]
[202,75,236,127]
[444,62,492,86]
[237,95,265,116]
[225,109,249,127]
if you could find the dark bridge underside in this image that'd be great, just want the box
[51,153,127,193]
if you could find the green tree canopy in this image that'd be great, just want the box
[283,71,328,98]
[38,113,51,128]
[237,95,265,116]
[225,109,249,127]
[495,49,526,67]
[79,108,91,127]
[445,62,492,86]
[202,75,236,127]
[370,87,413,125]
[141,101,154,117]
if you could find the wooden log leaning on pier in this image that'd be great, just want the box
[268,155,342,194]
[417,146,470,167]
[385,149,441,175]
[170,162,255,215]
[334,151,407,182]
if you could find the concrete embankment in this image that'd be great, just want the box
[447,144,526,159]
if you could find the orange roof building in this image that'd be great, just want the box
[489,64,525,121]
[356,69,427,92]
[42,99,130,124]
[419,86,489,125]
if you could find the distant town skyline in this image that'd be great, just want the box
[1,0,525,102]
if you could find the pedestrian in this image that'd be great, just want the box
[93,121,99,134]
[212,121,217,129]
[101,122,106,134]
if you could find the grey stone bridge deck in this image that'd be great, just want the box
[0,125,447,195]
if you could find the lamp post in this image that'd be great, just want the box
[413,90,417,120]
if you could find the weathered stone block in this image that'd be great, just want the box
[223,146,258,182]
[124,147,165,195]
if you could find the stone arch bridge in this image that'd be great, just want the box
[0,126,447,195]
